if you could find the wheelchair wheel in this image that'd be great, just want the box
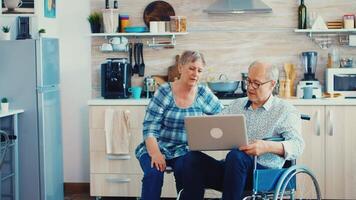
[273,165,321,200]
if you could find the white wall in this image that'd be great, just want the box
[57,0,91,182]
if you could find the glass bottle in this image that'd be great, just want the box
[105,0,109,9]
[298,0,307,29]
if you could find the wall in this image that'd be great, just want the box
[91,0,356,98]
[57,0,91,182]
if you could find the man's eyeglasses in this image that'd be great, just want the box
[245,78,272,89]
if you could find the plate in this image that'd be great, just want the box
[143,1,175,27]
[124,26,148,33]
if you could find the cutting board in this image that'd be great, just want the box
[168,55,180,82]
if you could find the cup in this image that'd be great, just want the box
[302,87,313,99]
[100,43,113,51]
[4,0,22,10]
[128,86,142,99]
[150,21,158,33]
[158,21,166,33]
[109,37,121,45]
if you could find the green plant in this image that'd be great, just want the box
[87,12,102,24]
[1,98,8,103]
[1,26,10,33]
[38,28,46,34]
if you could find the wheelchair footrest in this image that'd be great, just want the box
[254,168,295,193]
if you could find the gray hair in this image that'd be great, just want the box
[179,50,206,66]
[249,61,279,82]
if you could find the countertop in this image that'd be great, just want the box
[0,109,24,118]
[88,98,356,106]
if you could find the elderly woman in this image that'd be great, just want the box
[135,50,223,200]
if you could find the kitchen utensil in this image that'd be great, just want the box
[138,43,145,77]
[143,1,175,27]
[133,43,140,75]
[168,55,180,82]
[124,26,148,33]
[128,43,133,75]
[207,74,239,93]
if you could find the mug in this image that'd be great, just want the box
[302,87,313,99]
[129,86,142,99]
[150,21,158,33]
[109,37,121,45]
[100,43,113,51]
[5,0,22,10]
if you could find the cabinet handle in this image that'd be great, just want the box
[106,177,131,183]
[314,110,320,136]
[106,155,131,160]
[328,110,334,136]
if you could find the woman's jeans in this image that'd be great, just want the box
[181,149,266,200]
[138,153,184,200]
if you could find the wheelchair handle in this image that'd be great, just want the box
[301,114,310,121]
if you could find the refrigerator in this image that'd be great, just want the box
[0,38,63,200]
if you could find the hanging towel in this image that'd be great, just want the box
[104,109,131,155]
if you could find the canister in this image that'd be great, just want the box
[120,15,129,32]
[343,14,355,29]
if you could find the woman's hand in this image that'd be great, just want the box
[150,152,166,172]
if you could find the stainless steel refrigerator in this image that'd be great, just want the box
[0,38,63,200]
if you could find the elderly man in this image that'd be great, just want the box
[180,61,305,200]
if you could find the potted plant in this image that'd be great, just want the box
[1,98,9,113]
[1,25,11,40]
[87,12,102,33]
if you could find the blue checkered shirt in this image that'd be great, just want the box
[135,83,223,160]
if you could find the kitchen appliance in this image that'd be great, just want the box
[143,76,156,98]
[0,39,63,200]
[326,68,356,98]
[101,58,132,99]
[297,51,322,98]
[204,0,272,14]
[16,16,32,40]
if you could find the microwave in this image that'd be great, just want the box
[325,68,356,98]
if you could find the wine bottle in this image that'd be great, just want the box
[105,0,109,9]
[298,0,307,29]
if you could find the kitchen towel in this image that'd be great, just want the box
[104,108,131,155]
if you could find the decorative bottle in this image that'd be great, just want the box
[298,0,307,29]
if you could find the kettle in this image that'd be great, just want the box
[143,76,156,98]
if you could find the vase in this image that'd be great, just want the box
[0,32,11,40]
[90,23,101,33]
[1,103,9,112]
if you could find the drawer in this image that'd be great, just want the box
[90,173,177,198]
[89,106,146,129]
[89,129,143,152]
[90,151,142,174]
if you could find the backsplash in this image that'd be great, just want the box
[90,0,356,98]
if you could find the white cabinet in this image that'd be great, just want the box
[89,105,177,198]
[295,105,356,199]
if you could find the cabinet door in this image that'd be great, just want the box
[295,106,325,198]
[325,106,356,199]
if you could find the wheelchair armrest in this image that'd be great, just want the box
[262,136,285,142]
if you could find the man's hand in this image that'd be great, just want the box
[239,140,268,156]
[150,152,166,172]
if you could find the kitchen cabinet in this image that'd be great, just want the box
[295,105,356,199]
[89,105,224,199]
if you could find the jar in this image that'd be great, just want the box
[170,16,187,32]
[120,15,129,32]
[343,14,355,29]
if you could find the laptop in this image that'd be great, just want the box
[184,114,249,151]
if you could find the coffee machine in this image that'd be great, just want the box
[296,51,322,98]
[101,58,132,99]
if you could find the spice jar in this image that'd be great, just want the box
[120,15,129,32]
[170,16,187,32]
[343,14,355,29]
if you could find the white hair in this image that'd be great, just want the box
[249,61,279,82]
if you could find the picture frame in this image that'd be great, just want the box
[1,0,34,15]
[44,0,55,18]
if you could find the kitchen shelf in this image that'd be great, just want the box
[91,32,188,37]
[294,29,356,49]
[91,32,188,48]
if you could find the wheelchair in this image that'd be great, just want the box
[177,114,321,200]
